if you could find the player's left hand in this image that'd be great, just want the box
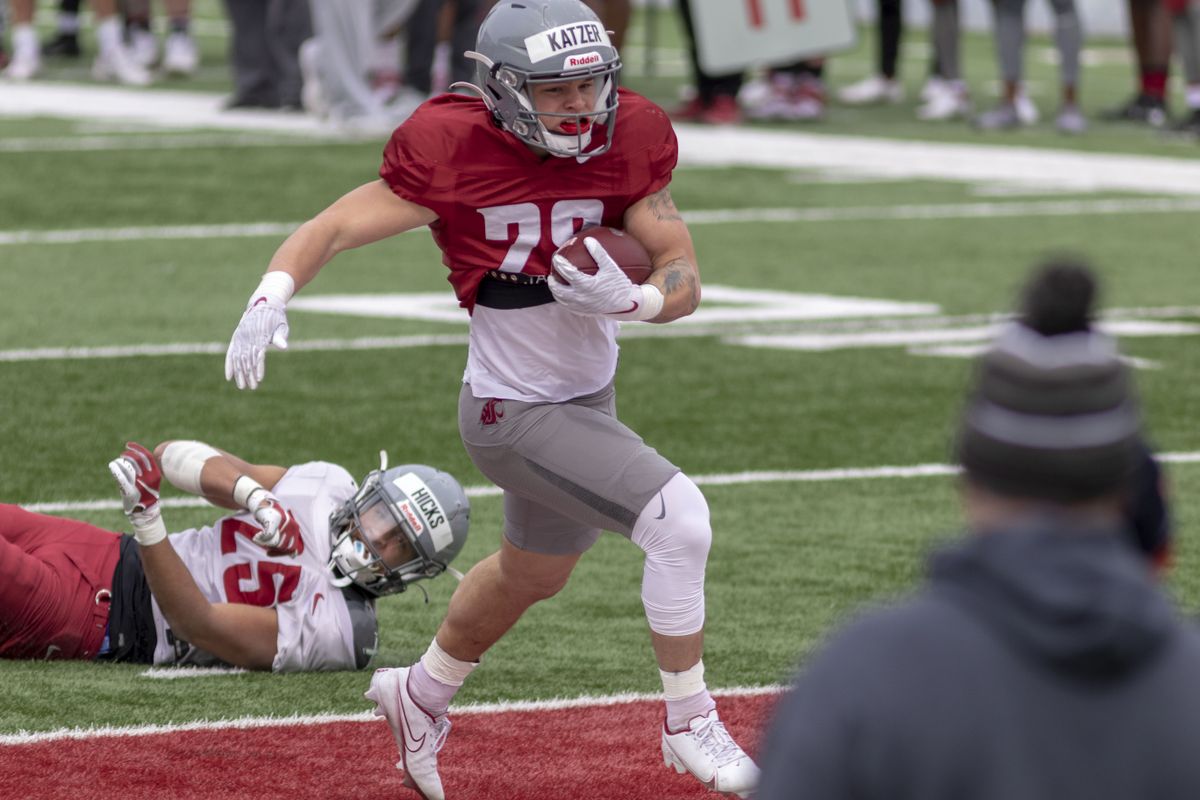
[248,493,304,557]
[224,297,290,391]
[549,238,644,318]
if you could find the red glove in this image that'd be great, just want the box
[108,442,167,546]
[249,493,305,558]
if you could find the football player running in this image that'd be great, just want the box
[222,1,758,796]
[0,441,468,673]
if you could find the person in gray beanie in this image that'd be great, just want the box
[757,259,1200,800]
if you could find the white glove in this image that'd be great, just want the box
[549,238,663,321]
[108,442,168,546]
[224,298,289,391]
[234,477,303,557]
[225,272,295,391]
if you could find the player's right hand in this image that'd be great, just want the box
[224,297,290,391]
[249,493,304,557]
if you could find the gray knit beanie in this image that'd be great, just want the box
[957,261,1141,502]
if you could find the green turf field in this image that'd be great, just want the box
[2,3,1198,736]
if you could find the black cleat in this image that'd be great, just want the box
[42,32,82,58]
[1172,108,1200,138]
[1100,93,1169,128]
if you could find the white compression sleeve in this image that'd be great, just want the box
[160,441,220,495]
[631,472,712,637]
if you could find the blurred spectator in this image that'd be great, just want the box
[124,0,200,77]
[0,2,9,70]
[975,0,1086,134]
[4,0,150,84]
[838,0,906,106]
[757,261,1200,800]
[671,0,743,124]
[1170,0,1200,134]
[41,0,83,58]
[742,60,827,122]
[301,0,425,132]
[1103,0,1172,125]
[403,0,482,98]
[222,0,311,110]
[917,0,971,120]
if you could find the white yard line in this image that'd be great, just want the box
[4,197,1200,247]
[23,454,1200,515]
[3,304,1199,363]
[0,335,470,364]
[0,134,349,153]
[0,684,783,745]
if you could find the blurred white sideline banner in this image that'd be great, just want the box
[690,0,858,73]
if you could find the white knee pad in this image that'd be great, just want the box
[631,472,711,637]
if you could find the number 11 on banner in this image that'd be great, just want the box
[745,0,806,28]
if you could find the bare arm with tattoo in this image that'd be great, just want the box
[623,187,701,323]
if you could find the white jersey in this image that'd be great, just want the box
[152,461,367,672]
[465,303,620,402]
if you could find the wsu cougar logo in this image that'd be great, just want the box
[480,398,505,425]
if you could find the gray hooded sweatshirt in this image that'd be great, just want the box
[758,516,1200,800]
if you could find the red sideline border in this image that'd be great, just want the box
[0,688,781,800]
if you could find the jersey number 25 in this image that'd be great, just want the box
[220,519,301,606]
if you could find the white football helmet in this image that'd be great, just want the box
[327,463,470,597]
[455,0,621,158]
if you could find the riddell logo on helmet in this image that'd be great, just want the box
[397,500,425,535]
[564,52,602,69]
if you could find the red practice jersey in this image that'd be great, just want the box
[379,88,678,313]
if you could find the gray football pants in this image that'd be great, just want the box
[307,0,419,120]
[992,0,1082,87]
[222,0,312,108]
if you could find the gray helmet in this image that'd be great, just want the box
[457,0,621,158]
[327,464,470,597]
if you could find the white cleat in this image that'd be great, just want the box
[4,26,41,81]
[365,667,451,800]
[1014,89,1040,125]
[917,82,971,121]
[662,711,759,798]
[162,33,199,76]
[299,38,329,118]
[93,43,152,86]
[837,74,904,105]
[128,28,158,68]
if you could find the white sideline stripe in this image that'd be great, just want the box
[674,124,1200,196]
[682,198,1200,225]
[7,83,1200,194]
[0,684,784,746]
[5,198,1200,246]
[22,454,1200,515]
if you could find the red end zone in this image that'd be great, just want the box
[0,693,776,800]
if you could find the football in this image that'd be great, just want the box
[553,226,653,285]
